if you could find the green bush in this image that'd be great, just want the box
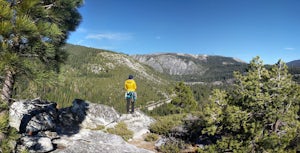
[107,122,133,141]
[20,149,30,153]
[0,111,8,133]
[149,114,184,135]
[148,103,181,116]
[0,103,8,111]
[0,126,19,153]
[159,140,185,153]
[144,133,159,142]
[1,139,11,153]
[90,125,105,131]
[160,143,180,153]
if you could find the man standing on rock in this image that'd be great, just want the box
[125,75,137,113]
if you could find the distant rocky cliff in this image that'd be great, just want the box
[132,53,247,82]
[132,53,208,75]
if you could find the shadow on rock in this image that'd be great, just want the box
[9,98,89,152]
[56,99,89,136]
[17,99,58,135]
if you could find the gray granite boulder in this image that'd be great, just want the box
[118,110,155,139]
[9,98,57,134]
[80,101,120,129]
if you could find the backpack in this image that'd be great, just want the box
[125,92,133,99]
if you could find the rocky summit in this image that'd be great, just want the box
[9,98,155,153]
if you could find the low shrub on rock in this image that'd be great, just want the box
[107,122,133,141]
[144,133,159,142]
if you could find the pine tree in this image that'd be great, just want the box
[0,0,82,150]
[200,57,300,152]
[171,82,198,112]
[0,0,83,103]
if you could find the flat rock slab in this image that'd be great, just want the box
[52,129,154,153]
[118,111,155,139]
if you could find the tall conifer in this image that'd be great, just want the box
[0,0,83,103]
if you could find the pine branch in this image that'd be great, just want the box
[44,4,55,10]
[20,54,38,57]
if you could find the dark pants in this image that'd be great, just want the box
[126,98,135,113]
[126,92,136,113]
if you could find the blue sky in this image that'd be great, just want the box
[67,0,300,64]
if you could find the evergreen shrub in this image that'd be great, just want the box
[149,114,184,135]
[144,133,159,142]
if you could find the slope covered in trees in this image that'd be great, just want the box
[14,44,172,113]
[149,57,300,152]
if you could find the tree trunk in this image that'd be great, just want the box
[1,69,15,104]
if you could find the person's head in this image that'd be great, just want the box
[128,75,134,79]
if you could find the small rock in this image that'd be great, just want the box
[19,136,53,153]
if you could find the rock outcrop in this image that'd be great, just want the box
[52,129,152,153]
[118,111,155,139]
[9,98,155,153]
[9,98,58,134]
[79,102,120,129]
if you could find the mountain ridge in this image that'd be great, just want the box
[287,60,300,67]
[132,53,248,82]
[133,52,246,63]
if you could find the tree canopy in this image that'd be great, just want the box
[0,0,83,103]
[199,57,300,152]
[171,81,198,112]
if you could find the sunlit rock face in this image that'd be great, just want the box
[52,129,154,153]
[9,98,154,153]
[132,53,208,76]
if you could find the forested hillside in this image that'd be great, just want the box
[13,44,172,113]
[12,44,299,113]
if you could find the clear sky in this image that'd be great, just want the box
[67,0,300,64]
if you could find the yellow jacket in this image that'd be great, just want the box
[125,79,137,92]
